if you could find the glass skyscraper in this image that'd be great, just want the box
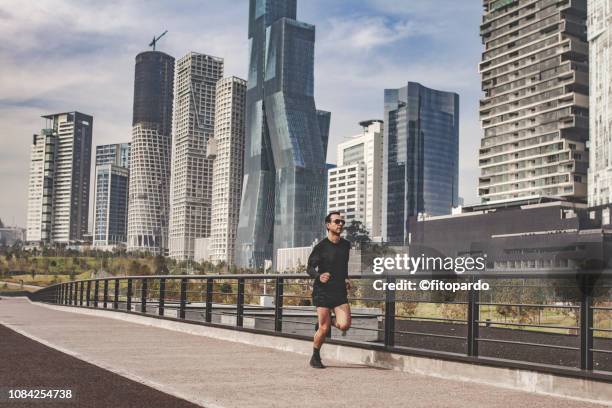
[93,143,130,248]
[235,0,330,268]
[383,82,459,244]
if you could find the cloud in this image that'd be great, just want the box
[0,0,484,226]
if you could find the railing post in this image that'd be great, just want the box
[73,282,78,305]
[60,284,65,305]
[158,278,166,316]
[126,279,133,311]
[580,274,594,370]
[179,278,187,319]
[93,280,99,308]
[68,282,73,305]
[86,281,91,306]
[103,280,109,309]
[467,275,480,357]
[274,278,283,332]
[384,275,396,347]
[79,281,84,306]
[141,278,148,313]
[113,279,119,310]
[237,278,245,327]
[205,279,213,323]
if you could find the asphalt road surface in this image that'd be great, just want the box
[0,324,198,408]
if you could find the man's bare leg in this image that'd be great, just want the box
[311,307,331,368]
[314,307,331,349]
[332,303,352,334]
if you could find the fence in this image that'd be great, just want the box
[29,272,612,382]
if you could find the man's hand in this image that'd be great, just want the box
[345,279,352,291]
[319,272,331,283]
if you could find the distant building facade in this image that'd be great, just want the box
[588,0,612,206]
[479,0,589,204]
[328,120,384,238]
[235,0,330,268]
[383,82,459,244]
[93,143,130,249]
[168,52,224,260]
[26,112,93,244]
[209,76,247,265]
[127,50,175,255]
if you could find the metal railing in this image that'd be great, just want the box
[29,273,612,382]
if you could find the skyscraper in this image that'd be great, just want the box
[479,0,589,204]
[383,83,459,244]
[26,112,93,244]
[209,77,247,266]
[127,50,175,255]
[168,52,224,260]
[327,120,384,238]
[93,143,130,249]
[235,0,330,268]
[588,0,612,206]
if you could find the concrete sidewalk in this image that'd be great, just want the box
[0,297,607,408]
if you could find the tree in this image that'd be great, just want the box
[153,255,168,275]
[128,260,140,276]
[344,220,371,249]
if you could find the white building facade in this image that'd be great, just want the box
[168,52,224,260]
[26,112,93,244]
[327,120,384,238]
[478,0,589,204]
[588,0,612,206]
[208,77,247,265]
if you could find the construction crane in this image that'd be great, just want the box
[149,30,168,51]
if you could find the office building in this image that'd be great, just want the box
[235,0,330,268]
[208,76,247,265]
[588,0,612,205]
[127,50,175,255]
[479,0,589,204]
[93,143,130,249]
[168,52,224,260]
[26,112,93,244]
[328,120,384,238]
[383,82,459,244]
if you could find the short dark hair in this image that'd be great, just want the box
[325,211,341,224]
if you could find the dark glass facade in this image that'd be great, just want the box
[383,82,459,244]
[235,0,330,268]
[132,51,175,136]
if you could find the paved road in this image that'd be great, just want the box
[0,297,606,408]
[0,324,198,408]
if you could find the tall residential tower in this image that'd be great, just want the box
[168,52,224,260]
[209,77,247,265]
[383,83,459,244]
[127,50,175,255]
[26,112,93,244]
[588,0,612,205]
[479,0,589,204]
[93,143,130,249]
[235,0,330,268]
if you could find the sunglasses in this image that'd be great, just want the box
[330,219,345,226]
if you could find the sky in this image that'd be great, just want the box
[0,0,483,228]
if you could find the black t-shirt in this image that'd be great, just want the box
[307,237,351,293]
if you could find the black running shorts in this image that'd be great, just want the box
[312,289,348,309]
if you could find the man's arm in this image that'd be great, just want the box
[306,245,321,279]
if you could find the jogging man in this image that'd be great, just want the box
[307,211,352,368]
